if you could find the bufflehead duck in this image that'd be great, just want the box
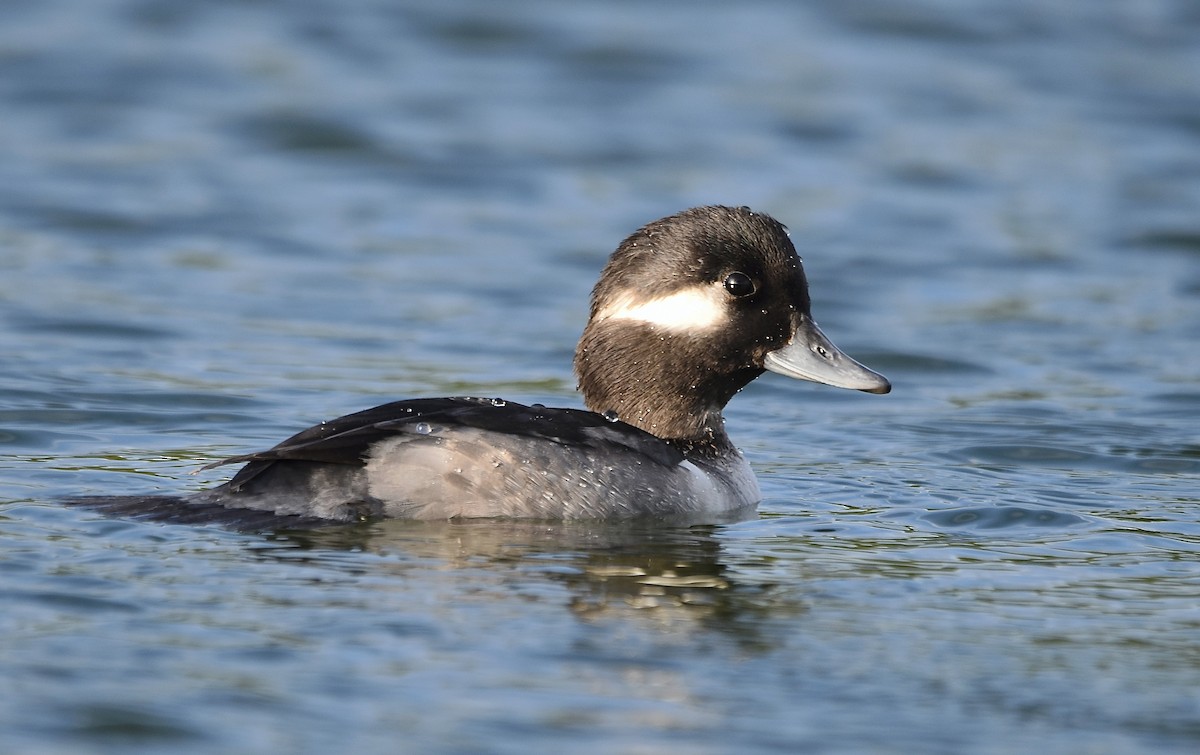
[75,206,889,526]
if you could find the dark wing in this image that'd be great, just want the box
[208,397,685,492]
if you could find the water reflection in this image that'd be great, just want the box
[252,519,788,648]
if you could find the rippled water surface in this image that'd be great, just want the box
[2,1,1199,753]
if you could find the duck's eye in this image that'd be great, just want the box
[723,272,755,297]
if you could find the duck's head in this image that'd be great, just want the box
[574,205,889,443]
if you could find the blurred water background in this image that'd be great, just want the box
[1,1,1199,753]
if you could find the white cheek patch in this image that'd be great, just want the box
[596,285,726,331]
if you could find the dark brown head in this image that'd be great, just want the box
[574,205,889,442]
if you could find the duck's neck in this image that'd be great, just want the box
[573,323,762,446]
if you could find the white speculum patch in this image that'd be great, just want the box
[596,284,726,331]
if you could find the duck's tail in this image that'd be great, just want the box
[63,494,328,531]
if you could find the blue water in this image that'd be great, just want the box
[2,0,1199,752]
